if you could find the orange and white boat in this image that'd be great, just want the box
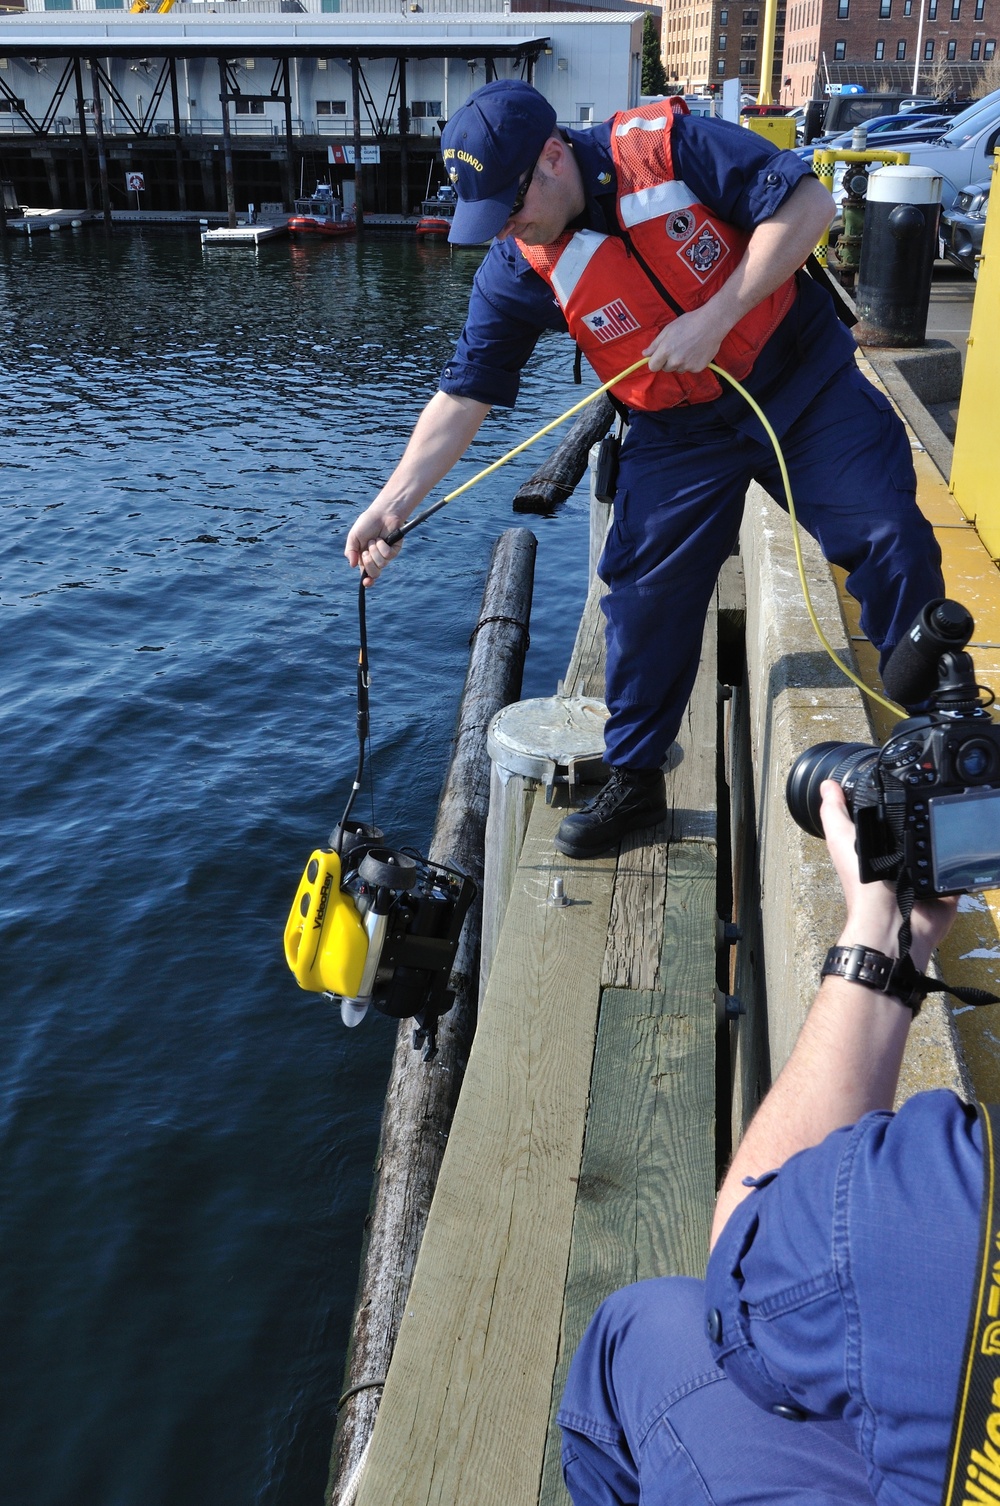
[415,188,457,239]
[288,186,357,238]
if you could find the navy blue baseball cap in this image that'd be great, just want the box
[441,80,557,244]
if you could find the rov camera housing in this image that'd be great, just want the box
[284,820,475,1055]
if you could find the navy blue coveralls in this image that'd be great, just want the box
[557,1090,981,1506]
[439,115,945,770]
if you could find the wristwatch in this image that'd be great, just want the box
[821,944,923,1014]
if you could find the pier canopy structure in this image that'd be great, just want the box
[0,8,645,216]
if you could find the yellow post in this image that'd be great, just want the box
[811,147,910,266]
[950,156,1000,561]
[757,0,779,105]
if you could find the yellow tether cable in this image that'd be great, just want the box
[387,354,905,720]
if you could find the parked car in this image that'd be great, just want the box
[795,112,950,164]
[940,179,991,277]
[830,88,1000,206]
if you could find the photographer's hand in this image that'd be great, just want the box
[710,780,958,1249]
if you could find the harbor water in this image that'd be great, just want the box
[0,229,590,1506]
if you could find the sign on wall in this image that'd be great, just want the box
[327,145,381,166]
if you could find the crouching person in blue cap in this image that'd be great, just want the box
[558,779,981,1506]
[345,80,944,859]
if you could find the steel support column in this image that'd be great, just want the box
[218,56,236,227]
[351,54,364,229]
[398,55,409,215]
[282,57,295,212]
[73,58,94,210]
[89,58,112,230]
[168,58,187,211]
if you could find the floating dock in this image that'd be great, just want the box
[200,221,288,246]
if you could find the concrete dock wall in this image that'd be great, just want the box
[734,483,969,1133]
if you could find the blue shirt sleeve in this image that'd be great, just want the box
[704,1090,981,1506]
[439,237,567,408]
[669,114,817,230]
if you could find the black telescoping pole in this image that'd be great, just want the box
[74,58,94,212]
[351,54,364,230]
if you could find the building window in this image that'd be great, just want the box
[837,0,850,15]
[742,8,758,20]
[741,34,757,48]
[975,0,984,17]
[952,0,961,15]
[925,37,935,55]
[718,32,727,46]
[95,0,123,8]
[834,37,847,55]
[43,0,73,9]
[235,98,265,114]
[904,0,912,12]
[716,57,727,70]
[316,99,347,114]
[578,104,594,122]
[879,0,892,16]
[739,57,754,71]
[972,36,982,54]
[947,35,958,51]
[928,0,938,15]
[987,37,997,54]
[0,97,26,110]
[410,100,441,117]
[875,36,886,55]
[897,37,907,54]
[320,0,341,12]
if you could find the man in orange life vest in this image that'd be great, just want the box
[345,80,944,858]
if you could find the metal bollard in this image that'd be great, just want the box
[854,164,943,346]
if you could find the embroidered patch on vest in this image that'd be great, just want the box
[679,223,730,281]
[581,300,641,343]
[666,209,697,241]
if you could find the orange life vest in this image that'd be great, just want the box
[517,102,798,410]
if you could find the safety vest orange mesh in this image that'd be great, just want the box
[518,102,798,410]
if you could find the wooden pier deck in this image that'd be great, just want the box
[353,578,721,1506]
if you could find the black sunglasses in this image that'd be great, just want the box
[509,158,538,219]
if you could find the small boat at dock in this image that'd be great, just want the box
[288,186,356,239]
[415,187,457,239]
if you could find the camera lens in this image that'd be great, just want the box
[955,738,998,782]
[785,742,879,838]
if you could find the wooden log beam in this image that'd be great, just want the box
[326,527,537,1506]
[512,394,615,515]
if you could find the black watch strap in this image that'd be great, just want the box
[821,944,923,1014]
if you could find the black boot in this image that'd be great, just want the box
[553,767,667,859]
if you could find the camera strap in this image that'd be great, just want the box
[894,879,1000,1013]
[941,1100,1000,1506]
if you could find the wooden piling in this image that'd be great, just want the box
[512,394,615,514]
[326,527,536,1506]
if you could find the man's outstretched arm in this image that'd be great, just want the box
[345,390,491,585]
[710,779,958,1249]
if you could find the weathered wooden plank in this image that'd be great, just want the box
[602,603,718,990]
[354,800,618,1506]
[563,573,607,700]
[539,841,719,1506]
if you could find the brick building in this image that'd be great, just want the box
[660,0,996,104]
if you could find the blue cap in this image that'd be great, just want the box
[441,81,557,244]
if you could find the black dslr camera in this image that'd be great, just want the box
[786,600,1000,898]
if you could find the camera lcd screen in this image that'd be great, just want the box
[929,787,1000,893]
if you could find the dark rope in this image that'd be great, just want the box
[336,1378,386,1414]
[468,613,530,649]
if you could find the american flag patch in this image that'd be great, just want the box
[581,300,640,344]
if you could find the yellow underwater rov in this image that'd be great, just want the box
[283,579,475,1059]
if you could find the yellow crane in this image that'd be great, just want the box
[128,0,177,14]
